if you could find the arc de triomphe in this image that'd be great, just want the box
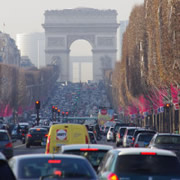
[42,8,119,82]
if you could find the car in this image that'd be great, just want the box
[9,153,98,180]
[59,144,113,171]
[123,127,140,147]
[133,132,155,147]
[88,131,97,144]
[26,127,48,148]
[148,133,180,159]
[115,126,127,147]
[0,152,16,180]
[45,123,90,154]
[106,127,114,142]
[97,148,180,179]
[0,129,13,159]
[131,128,156,146]
[112,123,129,142]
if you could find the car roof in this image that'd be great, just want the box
[110,148,177,157]
[0,129,8,133]
[137,132,155,136]
[60,144,113,151]
[19,122,29,125]
[156,133,180,136]
[10,153,88,160]
[126,127,140,129]
[29,127,47,130]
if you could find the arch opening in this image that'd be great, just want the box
[70,40,93,83]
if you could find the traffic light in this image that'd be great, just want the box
[62,111,65,117]
[55,107,58,112]
[58,109,61,115]
[165,103,171,113]
[165,103,170,108]
[65,112,69,116]
[52,106,55,112]
[35,100,40,109]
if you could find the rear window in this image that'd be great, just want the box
[115,155,180,176]
[127,129,136,136]
[138,134,154,142]
[63,149,108,168]
[120,128,126,135]
[134,130,155,139]
[0,160,16,180]
[155,135,180,145]
[18,157,95,179]
[0,133,9,141]
[29,129,47,134]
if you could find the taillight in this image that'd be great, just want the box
[107,172,119,180]
[85,136,89,144]
[5,142,12,148]
[54,170,62,176]
[141,152,156,155]
[44,134,48,137]
[80,148,98,151]
[118,133,120,139]
[132,137,135,141]
[46,136,51,154]
[27,134,32,137]
[135,143,139,147]
[48,160,61,164]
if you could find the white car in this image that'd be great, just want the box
[59,144,113,171]
[106,127,114,141]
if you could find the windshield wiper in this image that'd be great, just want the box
[39,174,62,180]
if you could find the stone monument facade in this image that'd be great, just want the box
[42,8,119,82]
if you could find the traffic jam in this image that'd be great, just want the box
[1,81,180,180]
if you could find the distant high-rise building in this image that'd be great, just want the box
[16,32,45,68]
[119,20,129,60]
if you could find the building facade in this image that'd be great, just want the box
[0,32,20,66]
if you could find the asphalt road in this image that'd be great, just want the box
[13,135,116,157]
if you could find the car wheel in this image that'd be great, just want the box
[26,144,30,148]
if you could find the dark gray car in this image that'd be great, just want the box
[0,130,13,159]
[148,133,180,159]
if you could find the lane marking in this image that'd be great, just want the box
[14,144,25,148]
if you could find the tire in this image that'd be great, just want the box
[26,144,30,148]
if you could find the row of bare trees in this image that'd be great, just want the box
[0,63,59,117]
[111,0,180,112]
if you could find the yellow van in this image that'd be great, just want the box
[45,123,90,154]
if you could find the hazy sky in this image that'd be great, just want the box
[0,0,144,39]
[0,0,144,59]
